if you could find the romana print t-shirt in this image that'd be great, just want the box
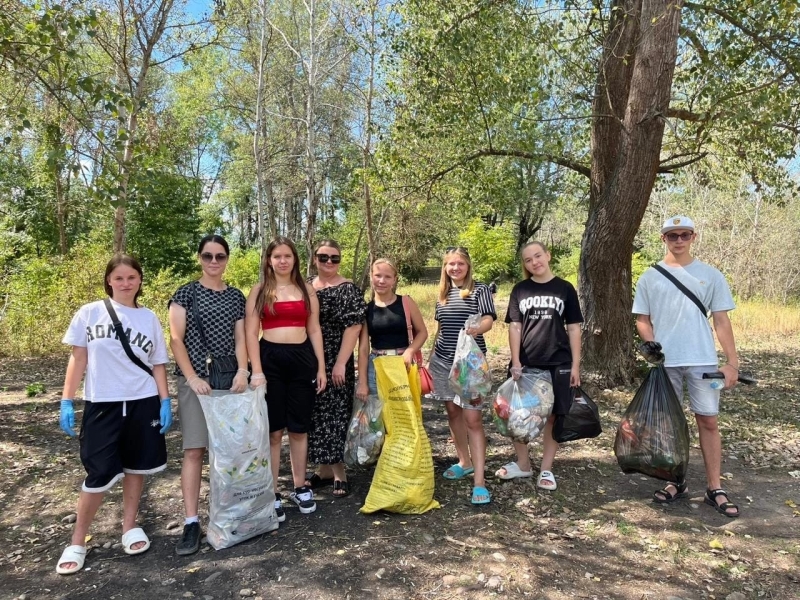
[62,299,170,402]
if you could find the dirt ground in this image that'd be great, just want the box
[0,344,798,600]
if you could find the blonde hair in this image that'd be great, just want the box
[369,258,398,300]
[520,241,550,280]
[438,248,474,304]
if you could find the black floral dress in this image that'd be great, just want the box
[307,281,368,464]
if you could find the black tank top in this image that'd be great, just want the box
[366,296,408,350]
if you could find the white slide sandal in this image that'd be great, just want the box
[495,462,533,480]
[56,544,87,575]
[121,527,151,555]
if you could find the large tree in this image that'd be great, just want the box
[382,0,800,382]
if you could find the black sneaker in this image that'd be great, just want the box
[289,486,316,514]
[274,493,286,522]
[175,522,202,556]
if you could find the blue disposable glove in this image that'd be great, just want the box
[159,398,173,435]
[59,400,76,437]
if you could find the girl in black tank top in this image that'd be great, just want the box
[366,297,409,350]
[356,259,428,401]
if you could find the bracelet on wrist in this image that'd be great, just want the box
[725,363,739,372]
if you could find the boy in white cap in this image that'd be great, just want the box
[632,215,741,518]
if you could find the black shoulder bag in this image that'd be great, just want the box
[191,283,239,390]
[653,264,708,317]
[103,298,153,377]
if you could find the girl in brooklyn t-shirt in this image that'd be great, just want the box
[496,241,583,491]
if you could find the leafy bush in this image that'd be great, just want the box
[224,247,262,294]
[0,241,188,357]
[457,218,517,283]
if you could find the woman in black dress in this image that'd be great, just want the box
[306,239,367,497]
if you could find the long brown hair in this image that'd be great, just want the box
[438,247,474,304]
[520,241,550,280]
[255,237,310,316]
[104,254,143,307]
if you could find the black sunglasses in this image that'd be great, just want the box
[200,252,228,263]
[445,246,470,257]
[316,253,341,264]
[664,232,694,242]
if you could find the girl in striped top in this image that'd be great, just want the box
[428,247,496,505]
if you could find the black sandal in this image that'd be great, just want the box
[333,480,350,498]
[704,488,740,518]
[305,473,334,490]
[653,481,688,504]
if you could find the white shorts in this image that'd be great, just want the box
[665,365,720,416]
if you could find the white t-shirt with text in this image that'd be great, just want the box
[62,299,170,402]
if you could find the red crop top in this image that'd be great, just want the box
[261,300,309,330]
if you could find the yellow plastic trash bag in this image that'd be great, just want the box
[361,357,440,514]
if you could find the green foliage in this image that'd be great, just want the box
[224,248,262,293]
[126,168,203,276]
[25,382,46,397]
[0,240,188,357]
[457,218,517,283]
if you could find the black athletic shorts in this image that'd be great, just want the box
[260,338,318,433]
[79,396,168,492]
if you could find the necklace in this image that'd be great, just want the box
[277,283,292,289]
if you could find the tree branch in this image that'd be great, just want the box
[658,151,708,172]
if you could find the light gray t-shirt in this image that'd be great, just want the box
[632,259,735,367]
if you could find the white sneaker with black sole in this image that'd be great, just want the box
[289,486,316,514]
[274,492,286,522]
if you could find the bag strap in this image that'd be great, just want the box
[401,295,424,365]
[653,264,708,318]
[103,298,153,377]
[190,282,211,359]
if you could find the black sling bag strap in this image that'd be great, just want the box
[103,298,154,377]
[190,282,210,356]
[653,264,709,318]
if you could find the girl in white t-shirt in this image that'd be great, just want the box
[56,255,172,575]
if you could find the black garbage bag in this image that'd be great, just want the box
[553,387,602,443]
[614,365,690,483]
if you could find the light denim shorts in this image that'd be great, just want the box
[665,365,720,416]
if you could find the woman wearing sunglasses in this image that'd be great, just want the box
[168,235,249,555]
[428,247,496,505]
[304,240,367,498]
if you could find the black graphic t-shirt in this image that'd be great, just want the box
[504,277,583,366]
[169,282,246,377]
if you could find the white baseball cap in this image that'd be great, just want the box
[661,215,695,234]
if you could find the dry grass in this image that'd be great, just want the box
[399,283,800,355]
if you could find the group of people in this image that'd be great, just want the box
[55,214,742,575]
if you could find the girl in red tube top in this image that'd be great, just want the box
[245,237,327,518]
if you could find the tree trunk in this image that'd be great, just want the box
[579,0,684,384]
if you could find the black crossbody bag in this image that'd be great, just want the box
[653,264,708,317]
[103,298,154,377]
[191,283,238,390]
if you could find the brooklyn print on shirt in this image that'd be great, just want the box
[517,294,565,319]
[504,277,583,367]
